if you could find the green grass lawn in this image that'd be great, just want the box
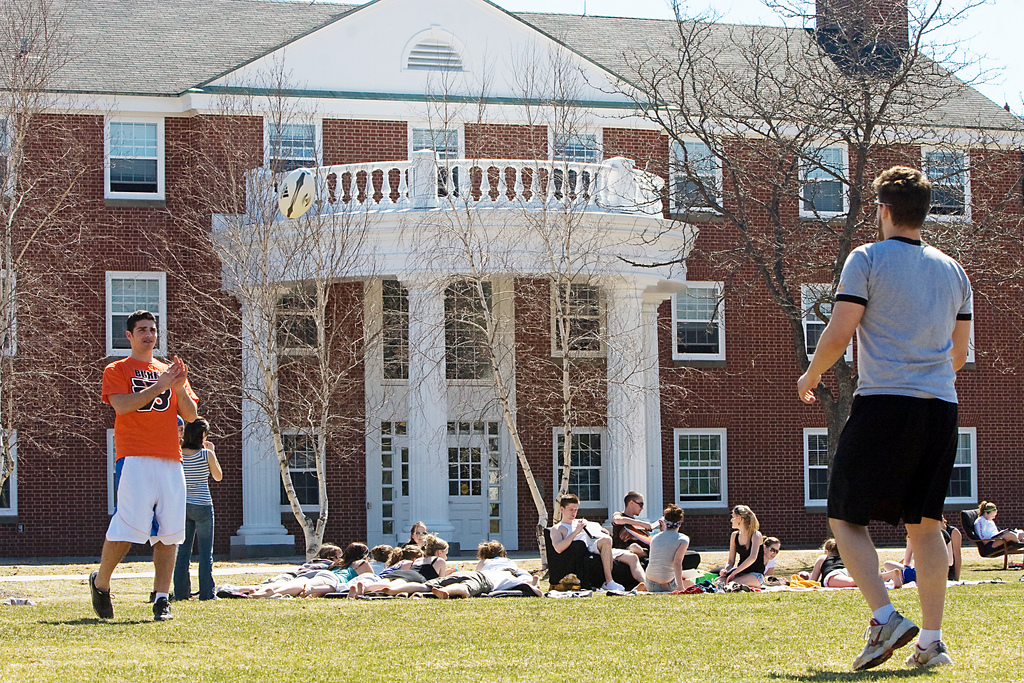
[1,551,1021,683]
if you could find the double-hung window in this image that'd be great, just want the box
[106,271,166,357]
[445,280,490,380]
[382,280,409,380]
[0,271,14,355]
[945,428,977,505]
[672,282,724,361]
[554,429,604,507]
[276,285,318,354]
[106,119,164,199]
[553,132,600,163]
[267,122,317,173]
[804,428,829,506]
[552,283,603,356]
[801,146,846,215]
[0,431,15,516]
[802,283,852,360]
[412,127,460,196]
[675,428,727,508]
[671,140,719,212]
[924,150,968,217]
[280,433,319,510]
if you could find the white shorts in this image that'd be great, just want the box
[106,456,186,546]
[823,568,852,587]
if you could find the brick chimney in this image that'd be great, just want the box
[816,0,909,74]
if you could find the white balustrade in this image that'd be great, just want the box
[242,154,666,223]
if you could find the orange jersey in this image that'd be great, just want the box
[102,357,198,461]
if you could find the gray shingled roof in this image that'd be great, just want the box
[52,0,1018,131]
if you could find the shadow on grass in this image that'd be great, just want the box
[769,669,939,681]
[38,617,153,626]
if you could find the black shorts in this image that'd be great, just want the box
[827,394,958,527]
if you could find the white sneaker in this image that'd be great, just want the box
[601,580,625,592]
[905,640,953,668]
[852,611,918,670]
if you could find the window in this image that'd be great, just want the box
[924,150,968,217]
[801,146,846,215]
[267,122,317,173]
[0,118,9,186]
[106,271,166,357]
[445,280,491,380]
[107,429,117,515]
[411,128,459,160]
[106,119,163,198]
[804,428,829,506]
[276,285,318,353]
[672,282,724,361]
[380,421,408,536]
[802,284,852,360]
[946,427,977,505]
[671,140,719,211]
[552,283,602,356]
[553,133,600,163]
[382,280,409,380]
[0,431,15,516]
[554,429,604,506]
[675,429,726,508]
[0,271,15,356]
[280,433,319,509]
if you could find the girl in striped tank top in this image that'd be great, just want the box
[172,417,222,601]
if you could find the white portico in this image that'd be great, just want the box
[218,153,696,555]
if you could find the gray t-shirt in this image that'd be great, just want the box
[646,529,690,584]
[836,237,972,403]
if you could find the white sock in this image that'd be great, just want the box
[872,604,896,623]
[918,629,941,648]
[154,592,169,602]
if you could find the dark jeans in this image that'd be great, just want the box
[173,503,215,600]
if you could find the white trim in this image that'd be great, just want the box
[923,148,971,222]
[799,144,848,218]
[670,139,721,213]
[966,318,976,365]
[104,115,165,200]
[107,429,117,515]
[672,281,725,361]
[264,117,322,171]
[0,430,16,515]
[408,123,463,160]
[801,283,852,362]
[946,427,978,506]
[1,270,15,356]
[105,271,167,357]
[552,427,607,508]
[550,282,605,358]
[674,427,727,509]
[803,427,829,507]
[279,430,321,514]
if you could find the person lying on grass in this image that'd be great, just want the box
[244,543,373,598]
[802,538,904,588]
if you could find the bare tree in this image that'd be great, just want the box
[616,0,1024,465]
[0,0,95,498]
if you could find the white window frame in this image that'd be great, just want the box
[965,319,976,365]
[550,282,605,358]
[381,280,409,381]
[0,270,15,356]
[552,427,606,509]
[104,116,165,200]
[801,283,852,361]
[409,125,463,160]
[672,281,725,361]
[945,427,977,506]
[803,427,829,506]
[444,279,491,381]
[105,271,167,357]
[674,428,727,509]
[670,139,721,212]
[275,284,319,356]
[0,430,16,516]
[264,118,321,172]
[279,431,321,513]
[923,148,971,221]
[107,429,117,515]
[550,129,603,164]
[800,145,848,217]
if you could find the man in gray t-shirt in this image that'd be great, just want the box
[797,166,970,672]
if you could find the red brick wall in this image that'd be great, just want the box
[464,124,547,159]
[323,119,408,165]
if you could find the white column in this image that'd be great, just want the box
[404,276,454,536]
[642,296,665,519]
[605,279,648,517]
[231,299,294,558]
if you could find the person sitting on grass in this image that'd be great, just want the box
[803,539,904,588]
[611,491,653,559]
[718,505,766,588]
[411,535,457,580]
[974,501,1024,549]
[762,537,782,581]
[550,493,646,592]
[645,504,694,593]
[368,545,393,575]
[895,522,956,583]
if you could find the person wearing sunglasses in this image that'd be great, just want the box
[404,521,429,549]
[611,491,653,559]
[762,537,782,581]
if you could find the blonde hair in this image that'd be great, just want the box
[822,538,839,555]
[422,534,449,556]
[732,505,760,534]
[477,540,507,560]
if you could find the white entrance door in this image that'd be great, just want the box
[447,421,502,551]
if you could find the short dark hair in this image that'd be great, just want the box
[558,493,579,508]
[624,491,643,506]
[873,166,932,228]
[181,417,209,449]
[125,310,157,334]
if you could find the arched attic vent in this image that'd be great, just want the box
[404,29,465,72]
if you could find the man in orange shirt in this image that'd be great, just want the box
[90,310,198,621]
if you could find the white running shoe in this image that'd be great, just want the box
[600,580,625,592]
[905,640,953,668]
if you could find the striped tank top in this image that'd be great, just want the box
[182,448,213,506]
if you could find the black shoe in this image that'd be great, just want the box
[152,596,173,621]
[89,571,114,619]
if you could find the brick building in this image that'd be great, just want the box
[1,0,1021,558]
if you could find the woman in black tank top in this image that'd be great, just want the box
[719,505,766,588]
